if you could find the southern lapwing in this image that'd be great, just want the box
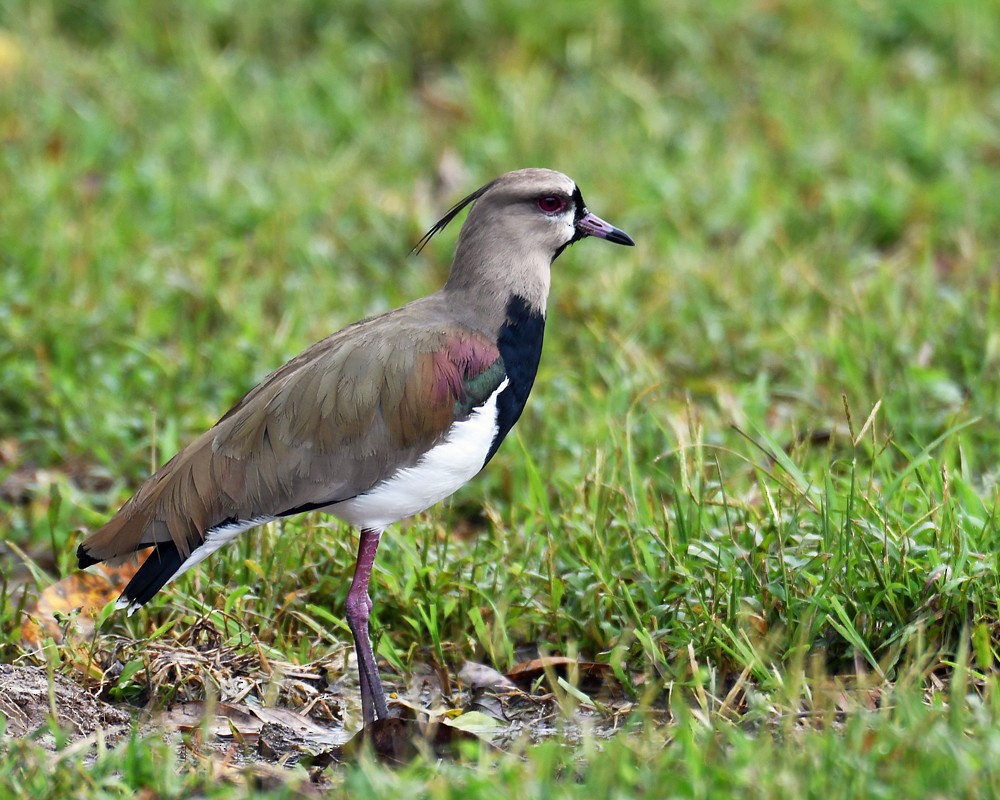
[77,168,634,724]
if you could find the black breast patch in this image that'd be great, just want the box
[484,295,546,465]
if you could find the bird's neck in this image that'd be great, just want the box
[444,240,551,325]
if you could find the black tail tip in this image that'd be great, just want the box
[77,544,101,569]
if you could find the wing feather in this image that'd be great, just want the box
[78,312,507,565]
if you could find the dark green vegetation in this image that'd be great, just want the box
[3,0,1000,796]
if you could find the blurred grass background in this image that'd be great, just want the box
[2,0,1000,796]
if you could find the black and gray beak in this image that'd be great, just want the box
[576,211,635,246]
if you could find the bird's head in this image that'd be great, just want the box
[417,168,634,263]
[422,169,634,311]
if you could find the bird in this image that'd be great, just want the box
[77,168,634,725]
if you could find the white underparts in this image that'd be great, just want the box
[332,378,509,530]
[175,514,276,580]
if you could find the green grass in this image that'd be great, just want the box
[3,0,1000,796]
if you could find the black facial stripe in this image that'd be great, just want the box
[546,185,588,261]
[572,185,586,223]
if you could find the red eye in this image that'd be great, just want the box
[537,195,566,214]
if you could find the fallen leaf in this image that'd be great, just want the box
[158,700,350,749]
[467,691,510,721]
[442,710,505,737]
[160,701,263,737]
[507,657,612,689]
[21,557,146,646]
[458,660,517,691]
[246,703,348,746]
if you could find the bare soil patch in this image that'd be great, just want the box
[0,664,132,746]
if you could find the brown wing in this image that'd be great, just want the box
[78,311,502,565]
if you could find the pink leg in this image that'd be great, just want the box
[344,527,389,724]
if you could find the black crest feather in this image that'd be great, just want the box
[411,179,497,255]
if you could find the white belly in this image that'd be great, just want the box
[331,378,509,530]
